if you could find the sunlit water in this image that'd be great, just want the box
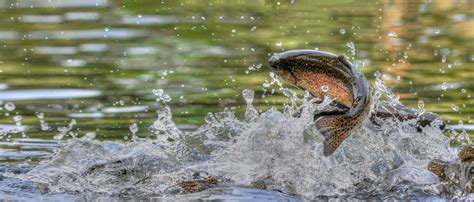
[0,0,473,200]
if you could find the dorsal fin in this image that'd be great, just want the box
[337,55,354,74]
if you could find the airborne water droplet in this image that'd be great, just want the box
[418,100,425,110]
[388,31,398,37]
[4,102,15,111]
[441,55,447,63]
[451,104,459,112]
[13,115,22,126]
[242,89,255,104]
[129,123,138,135]
[339,28,346,35]
[441,82,448,90]
[417,100,425,114]
[152,89,163,97]
[162,94,172,102]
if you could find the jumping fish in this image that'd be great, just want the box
[269,50,371,156]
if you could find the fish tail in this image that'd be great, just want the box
[314,116,351,156]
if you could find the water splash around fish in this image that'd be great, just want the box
[5,75,472,200]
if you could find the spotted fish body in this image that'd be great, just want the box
[269,50,371,156]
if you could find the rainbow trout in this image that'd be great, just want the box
[269,50,371,156]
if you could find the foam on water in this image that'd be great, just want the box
[12,75,472,200]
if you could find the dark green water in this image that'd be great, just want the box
[0,0,472,176]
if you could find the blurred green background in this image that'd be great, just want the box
[0,0,472,163]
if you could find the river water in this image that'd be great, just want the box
[0,0,472,200]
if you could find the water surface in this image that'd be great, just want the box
[0,0,473,200]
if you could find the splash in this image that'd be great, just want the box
[13,76,472,200]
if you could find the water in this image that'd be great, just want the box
[0,0,473,200]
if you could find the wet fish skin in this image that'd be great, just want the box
[269,50,371,156]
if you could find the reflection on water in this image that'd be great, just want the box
[0,0,472,200]
[0,89,101,101]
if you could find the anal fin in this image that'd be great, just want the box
[314,116,350,156]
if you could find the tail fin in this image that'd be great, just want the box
[314,116,351,156]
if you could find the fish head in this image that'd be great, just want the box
[270,50,332,82]
[268,50,355,108]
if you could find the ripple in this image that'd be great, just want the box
[121,15,177,25]
[125,47,159,55]
[64,12,100,21]
[0,150,51,160]
[102,105,148,113]
[33,46,78,55]
[0,83,8,90]
[0,89,101,101]
[61,59,87,67]
[0,31,18,40]
[0,124,29,133]
[29,29,147,40]
[21,15,63,24]
[79,43,109,52]
[9,0,109,8]
[68,112,104,118]
[449,124,474,131]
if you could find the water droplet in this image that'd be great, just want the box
[242,89,255,104]
[204,112,216,123]
[441,82,448,90]
[339,28,346,35]
[441,55,447,63]
[388,31,398,37]
[41,122,49,131]
[461,88,467,93]
[262,81,271,88]
[84,132,96,140]
[13,115,22,126]
[4,102,15,111]
[53,133,65,140]
[434,29,440,34]
[152,89,163,96]
[36,113,44,119]
[458,120,463,127]
[418,100,425,110]
[129,123,138,135]
[321,85,329,93]
[433,49,438,56]
[374,71,381,78]
[451,104,459,112]
[162,94,172,102]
